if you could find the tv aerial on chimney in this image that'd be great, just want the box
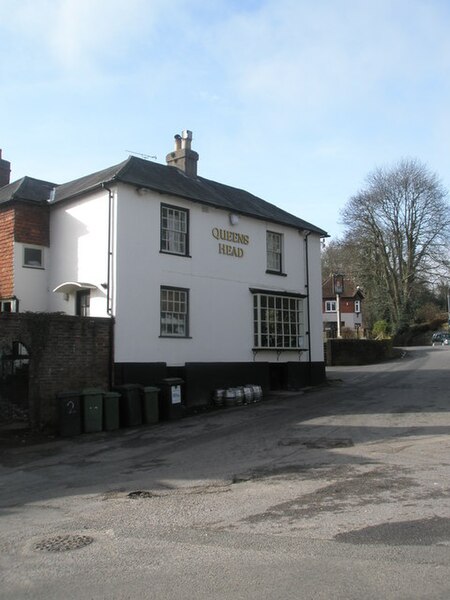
[126,150,157,160]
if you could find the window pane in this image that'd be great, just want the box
[266,232,282,272]
[161,288,188,336]
[253,293,304,349]
[161,205,188,255]
[24,247,43,267]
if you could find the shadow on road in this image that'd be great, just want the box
[1,354,450,515]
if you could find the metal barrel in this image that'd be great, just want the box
[234,387,244,405]
[243,386,254,403]
[251,385,262,402]
[213,389,225,407]
[224,388,237,407]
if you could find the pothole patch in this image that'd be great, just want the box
[127,490,158,499]
[34,534,94,552]
[305,438,354,449]
[279,438,354,449]
[127,485,230,499]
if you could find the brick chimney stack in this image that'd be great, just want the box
[166,130,199,178]
[0,149,11,188]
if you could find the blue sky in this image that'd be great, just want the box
[1,0,450,239]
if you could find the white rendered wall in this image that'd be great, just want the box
[48,190,110,315]
[323,311,359,329]
[113,184,324,366]
[13,242,49,311]
[306,234,325,363]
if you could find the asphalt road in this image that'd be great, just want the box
[1,346,450,599]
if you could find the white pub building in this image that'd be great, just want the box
[0,132,327,409]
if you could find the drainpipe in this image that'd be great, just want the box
[303,230,312,384]
[102,183,114,316]
[102,183,114,389]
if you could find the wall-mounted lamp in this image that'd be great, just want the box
[136,187,149,196]
[229,213,239,226]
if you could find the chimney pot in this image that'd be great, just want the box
[166,130,198,178]
[181,130,192,150]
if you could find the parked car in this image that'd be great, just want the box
[431,331,450,346]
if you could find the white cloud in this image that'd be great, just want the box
[3,0,165,74]
[2,0,450,228]
[203,0,450,125]
[49,0,152,71]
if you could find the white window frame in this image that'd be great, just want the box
[252,291,305,349]
[23,245,44,269]
[325,300,336,312]
[160,286,189,337]
[160,204,189,256]
[266,231,283,273]
[354,299,361,313]
[0,298,18,313]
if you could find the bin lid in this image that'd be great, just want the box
[103,391,121,398]
[142,386,160,392]
[114,383,143,390]
[161,378,184,385]
[81,387,104,396]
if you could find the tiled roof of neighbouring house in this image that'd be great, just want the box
[0,176,56,205]
[322,276,364,298]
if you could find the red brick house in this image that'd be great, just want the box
[322,275,364,337]
[0,149,54,313]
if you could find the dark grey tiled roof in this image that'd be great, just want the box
[54,156,327,235]
[0,176,56,205]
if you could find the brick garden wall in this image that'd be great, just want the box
[0,313,112,431]
[325,338,394,366]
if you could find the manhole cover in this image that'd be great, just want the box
[127,490,156,499]
[34,534,94,552]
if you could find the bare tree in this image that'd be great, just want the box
[321,238,358,281]
[341,158,450,331]
[321,235,392,330]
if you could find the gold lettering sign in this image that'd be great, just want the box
[218,243,244,257]
[212,227,249,258]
